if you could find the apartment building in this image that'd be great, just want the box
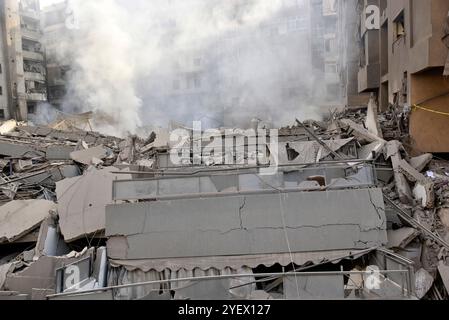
[357,0,449,153]
[164,0,343,127]
[321,0,341,104]
[41,0,73,107]
[0,0,47,121]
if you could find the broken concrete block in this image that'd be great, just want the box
[0,120,17,135]
[398,160,427,183]
[46,145,76,160]
[387,228,420,249]
[140,128,170,153]
[358,141,386,160]
[70,146,112,165]
[385,141,413,205]
[0,200,56,244]
[413,181,435,209]
[339,119,386,144]
[0,141,45,158]
[410,154,433,173]
[415,268,434,299]
[0,263,15,290]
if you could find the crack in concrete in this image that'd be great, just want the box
[238,197,247,230]
[215,223,382,235]
[367,189,386,224]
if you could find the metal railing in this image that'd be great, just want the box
[47,268,414,300]
[112,161,377,201]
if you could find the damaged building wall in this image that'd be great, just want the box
[106,188,387,260]
[355,0,449,153]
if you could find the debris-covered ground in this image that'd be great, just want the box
[0,99,448,300]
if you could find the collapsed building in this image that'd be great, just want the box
[0,99,447,300]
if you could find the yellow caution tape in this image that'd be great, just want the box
[412,104,449,116]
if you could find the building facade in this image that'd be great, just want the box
[41,0,72,108]
[0,0,47,121]
[356,0,449,153]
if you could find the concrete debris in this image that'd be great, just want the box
[4,248,94,296]
[0,104,447,300]
[387,228,420,249]
[398,159,427,183]
[70,145,113,165]
[0,263,14,290]
[410,154,433,173]
[56,167,131,242]
[0,120,18,136]
[0,200,56,244]
[415,268,434,299]
[385,141,413,205]
[339,119,386,144]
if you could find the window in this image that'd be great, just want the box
[27,103,36,114]
[0,86,2,95]
[0,109,4,119]
[0,64,2,74]
[394,11,405,41]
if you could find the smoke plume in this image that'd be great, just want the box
[55,0,337,136]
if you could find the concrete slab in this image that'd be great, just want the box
[0,200,56,244]
[70,146,112,165]
[106,188,387,260]
[387,228,420,249]
[56,167,131,242]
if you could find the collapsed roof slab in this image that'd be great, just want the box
[0,141,45,158]
[106,188,388,260]
[56,167,131,242]
[0,200,56,244]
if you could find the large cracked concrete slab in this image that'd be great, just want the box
[0,200,56,244]
[106,188,388,260]
[56,167,131,242]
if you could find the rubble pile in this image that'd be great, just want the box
[0,101,448,300]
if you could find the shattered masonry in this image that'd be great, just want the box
[0,96,448,300]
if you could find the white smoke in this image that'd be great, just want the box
[57,0,336,136]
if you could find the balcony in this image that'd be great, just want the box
[24,72,45,82]
[23,50,44,62]
[26,93,47,102]
[20,9,39,21]
[358,63,380,92]
[21,29,42,41]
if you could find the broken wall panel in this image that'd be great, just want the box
[106,188,388,260]
[56,167,131,242]
[112,163,377,201]
[0,200,56,244]
[5,250,93,296]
